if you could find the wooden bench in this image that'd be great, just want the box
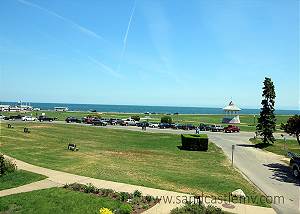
[24,127,30,133]
[68,143,79,151]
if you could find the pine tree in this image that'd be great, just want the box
[256,77,276,144]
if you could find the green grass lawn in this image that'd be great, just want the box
[0,170,46,191]
[1,111,292,132]
[249,138,300,156]
[0,188,123,214]
[0,122,267,206]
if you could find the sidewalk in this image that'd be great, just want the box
[1,155,276,214]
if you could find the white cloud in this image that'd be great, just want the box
[17,0,105,41]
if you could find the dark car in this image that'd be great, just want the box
[136,121,149,127]
[199,123,211,131]
[181,124,196,130]
[171,124,183,129]
[38,116,57,122]
[224,125,240,133]
[158,123,171,129]
[65,117,81,123]
[8,115,22,120]
[92,119,107,126]
[288,152,300,178]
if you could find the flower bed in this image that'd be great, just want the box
[63,183,160,214]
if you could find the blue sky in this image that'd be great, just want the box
[0,0,299,109]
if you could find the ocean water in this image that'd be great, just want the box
[1,102,299,115]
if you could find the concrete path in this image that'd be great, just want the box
[1,155,275,214]
[0,179,61,197]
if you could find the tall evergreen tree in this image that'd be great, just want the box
[256,77,276,143]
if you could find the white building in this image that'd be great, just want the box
[222,101,241,124]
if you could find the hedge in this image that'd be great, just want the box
[181,134,208,151]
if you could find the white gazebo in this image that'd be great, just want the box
[222,101,241,124]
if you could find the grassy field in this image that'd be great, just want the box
[250,138,300,156]
[0,188,123,214]
[0,122,267,206]
[1,110,292,132]
[0,170,46,190]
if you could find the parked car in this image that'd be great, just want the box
[288,152,300,178]
[171,124,183,129]
[38,116,57,122]
[8,115,23,120]
[158,123,172,129]
[148,123,159,128]
[65,117,81,123]
[199,123,211,131]
[136,122,149,127]
[224,125,240,133]
[82,117,94,124]
[109,118,122,125]
[92,119,107,126]
[0,115,5,120]
[210,124,224,132]
[22,116,37,121]
[121,118,136,126]
[182,124,196,130]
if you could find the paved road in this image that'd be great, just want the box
[1,120,299,213]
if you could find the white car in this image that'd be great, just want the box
[0,115,5,120]
[22,116,37,121]
[148,123,159,128]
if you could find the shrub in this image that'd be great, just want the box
[87,114,101,119]
[161,116,172,124]
[131,115,140,121]
[170,202,223,214]
[83,183,96,193]
[99,207,113,214]
[119,192,131,202]
[133,190,142,198]
[0,154,17,176]
[115,204,132,214]
[181,134,208,151]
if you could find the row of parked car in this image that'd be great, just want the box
[0,114,240,133]
[65,116,240,133]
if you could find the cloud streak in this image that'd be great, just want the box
[118,0,137,71]
[17,0,105,41]
[86,55,122,79]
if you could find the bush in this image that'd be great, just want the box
[181,134,208,151]
[87,114,101,118]
[84,183,96,193]
[115,204,132,214]
[0,154,17,176]
[171,202,223,214]
[133,190,142,198]
[131,115,140,121]
[119,192,131,202]
[161,116,172,124]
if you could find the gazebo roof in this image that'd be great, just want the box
[223,101,241,111]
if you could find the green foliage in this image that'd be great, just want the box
[83,183,96,193]
[115,204,133,214]
[256,77,276,144]
[281,115,300,145]
[0,154,17,176]
[181,134,209,151]
[133,190,142,198]
[119,192,131,202]
[170,202,224,214]
[131,115,140,121]
[161,115,172,124]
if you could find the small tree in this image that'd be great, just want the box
[131,115,140,121]
[281,115,300,145]
[161,116,172,124]
[256,77,276,144]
